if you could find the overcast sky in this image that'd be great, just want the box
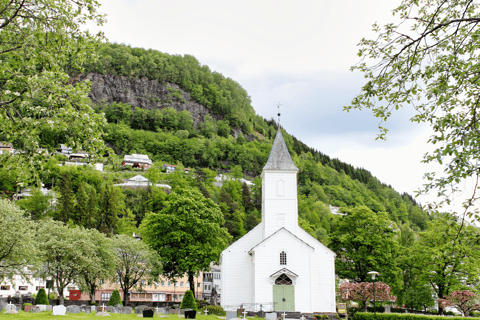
[88,0,463,210]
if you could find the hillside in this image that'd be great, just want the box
[72,42,430,238]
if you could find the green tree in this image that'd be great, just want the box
[347,0,480,217]
[77,228,116,304]
[16,187,53,220]
[0,200,37,282]
[98,184,125,235]
[107,289,122,306]
[0,0,107,184]
[104,102,133,125]
[180,290,197,309]
[403,214,480,314]
[35,288,49,305]
[37,220,96,305]
[330,206,400,285]
[75,182,98,228]
[55,171,76,224]
[111,234,162,306]
[140,188,231,293]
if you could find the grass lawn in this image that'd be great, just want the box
[0,311,232,319]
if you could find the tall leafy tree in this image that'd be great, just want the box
[111,234,162,306]
[347,0,480,218]
[140,188,231,293]
[55,171,75,224]
[330,206,400,285]
[0,199,38,282]
[0,0,107,184]
[77,228,115,304]
[403,214,480,314]
[98,184,124,235]
[37,220,96,305]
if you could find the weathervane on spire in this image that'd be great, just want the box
[277,102,281,127]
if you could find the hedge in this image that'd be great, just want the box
[353,312,477,320]
[202,305,226,316]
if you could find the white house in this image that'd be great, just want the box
[220,129,336,313]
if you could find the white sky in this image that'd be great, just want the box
[88,0,468,212]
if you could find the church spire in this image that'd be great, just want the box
[263,128,299,171]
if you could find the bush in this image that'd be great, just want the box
[202,305,226,316]
[367,306,386,313]
[353,312,480,320]
[22,303,32,311]
[314,315,330,319]
[35,288,49,305]
[107,289,122,306]
[180,290,197,310]
[48,292,57,300]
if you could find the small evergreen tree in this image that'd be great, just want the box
[35,288,49,305]
[180,290,197,309]
[107,289,122,306]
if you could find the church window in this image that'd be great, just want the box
[277,180,285,197]
[280,251,287,265]
[275,274,292,285]
[277,214,285,227]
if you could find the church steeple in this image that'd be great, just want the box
[263,129,299,171]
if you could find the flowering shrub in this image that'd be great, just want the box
[339,282,396,311]
[438,290,480,317]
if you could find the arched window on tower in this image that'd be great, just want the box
[280,251,287,265]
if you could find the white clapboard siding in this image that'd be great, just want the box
[221,223,263,308]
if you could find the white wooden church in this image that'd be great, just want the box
[220,129,336,313]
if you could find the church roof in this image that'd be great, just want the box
[248,227,314,254]
[270,268,299,278]
[263,129,299,171]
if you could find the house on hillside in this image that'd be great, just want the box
[0,142,14,154]
[213,174,253,188]
[163,164,191,173]
[113,174,171,192]
[221,129,336,313]
[57,144,72,154]
[122,154,153,169]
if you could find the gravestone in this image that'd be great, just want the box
[122,306,133,314]
[266,313,277,320]
[156,307,167,315]
[24,305,34,312]
[30,306,41,313]
[169,308,179,314]
[226,310,237,320]
[0,301,6,312]
[90,305,96,312]
[143,309,155,318]
[135,305,148,314]
[85,306,92,314]
[37,304,47,312]
[116,303,123,309]
[5,302,18,314]
[53,305,67,316]
[385,305,391,313]
[185,310,197,319]
[46,305,53,311]
[80,305,87,312]
[180,308,191,317]
[106,305,114,312]
[67,305,81,313]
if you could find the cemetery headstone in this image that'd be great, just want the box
[122,306,133,314]
[106,305,114,312]
[46,305,53,311]
[30,306,41,313]
[0,301,6,312]
[85,306,92,314]
[37,304,47,312]
[5,302,18,314]
[226,310,237,320]
[90,305,96,312]
[185,310,197,319]
[135,305,148,314]
[53,305,67,316]
[67,305,81,313]
[24,305,34,312]
[385,305,391,313]
[266,313,277,320]
[156,307,167,314]
[143,309,155,318]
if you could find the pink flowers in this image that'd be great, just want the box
[339,282,396,311]
[438,290,480,317]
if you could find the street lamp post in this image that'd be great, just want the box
[368,271,380,320]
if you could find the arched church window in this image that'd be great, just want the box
[275,274,292,285]
[280,251,287,265]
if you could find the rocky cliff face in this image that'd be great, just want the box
[70,73,222,127]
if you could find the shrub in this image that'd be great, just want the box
[353,312,480,320]
[35,288,49,305]
[314,315,330,319]
[180,290,197,310]
[107,289,122,306]
[48,292,57,300]
[22,303,32,311]
[203,305,226,316]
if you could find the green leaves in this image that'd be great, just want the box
[348,0,480,216]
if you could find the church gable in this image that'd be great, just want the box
[249,227,314,254]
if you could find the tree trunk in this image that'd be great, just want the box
[89,284,96,304]
[123,288,129,306]
[188,272,195,295]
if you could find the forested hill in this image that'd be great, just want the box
[71,42,429,235]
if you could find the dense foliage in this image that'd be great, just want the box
[180,290,197,310]
[107,289,122,306]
